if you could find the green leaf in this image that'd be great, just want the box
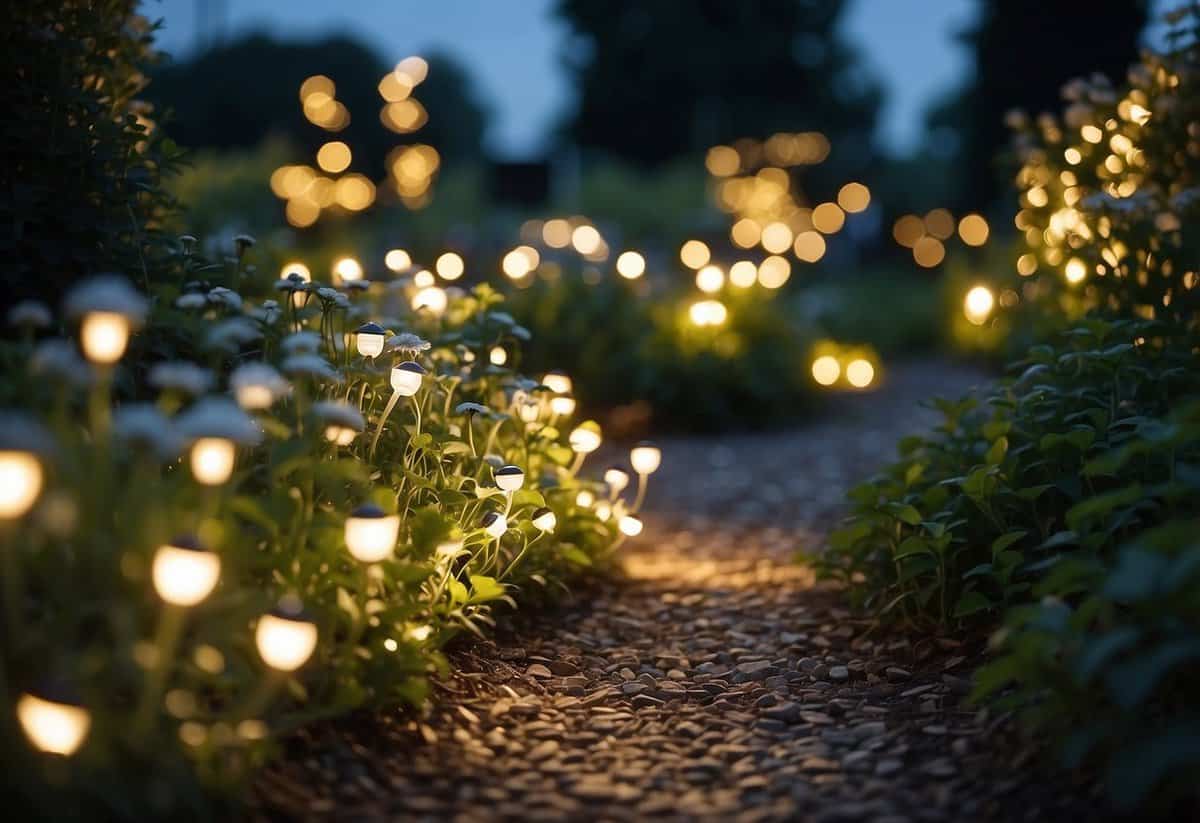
[953,591,994,618]
[991,530,1027,557]
[468,575,508,603]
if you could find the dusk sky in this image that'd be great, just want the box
[141,0,1165,159]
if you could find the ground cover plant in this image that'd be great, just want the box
[816,9,1200,811]
[0,245,661,816]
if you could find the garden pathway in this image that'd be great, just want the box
[254,361,1103,822]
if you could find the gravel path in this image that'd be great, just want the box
[253,361,1104,822]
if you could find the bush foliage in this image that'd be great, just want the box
[817,10,1200,810]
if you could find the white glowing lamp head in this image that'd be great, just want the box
[604,466,630,494]
[17,684,90,756]
[595,501,612,522]
[550,394,576,417]
[190,437,236,486]
[324,425,357,446]
[80,311,131,365]
[575,489,595,508]
[518,402,540,424]
[619,514,644,537]
[355,322,387,358]
[482,511,508,539]
[495,465,525,492]
[411,286,448,316]
[630,441,662,475]
[153,536,221,606]
[542,371,572,395]
[256,600,318,671]
[344,504,400,563]
[0,450,44,519]
[569,420,602,454]
[964,286,995,326]
[390,361,426,396]
[532,506,557,533]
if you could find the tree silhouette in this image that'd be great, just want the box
[555,0,880,182]
[934,0,1149,210]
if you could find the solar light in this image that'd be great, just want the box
[411,286,447,315]
[964,286,996,326]
[569,421,602,454]
[604,466,630,495]
[344,504,400,563]
[550,395,576,417]
[575,490,595,508]
[482,511,508,539]
[355,322,387,358]
[80,311,130,364]
[256,601,318,671]
[619,514,644,537]
[390,361,426,397]
[518,402,540,424]
[324,425,357,446]
[152,536,221,606]
[846,359,875,388]
[532,506,557,533]
[542,371,572,395]
[489,346,507,366]
[595,501,612,522]
[384,249,412,272]
[495,465,525,492]
[0,450,43,519]
[190,437,235,485]
[630,442,661,475]
[17,686,90,756]
[811,355,841,386]
[333,257,363,283]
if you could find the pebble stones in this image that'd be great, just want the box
[251,362,1100,823]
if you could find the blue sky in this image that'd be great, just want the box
[141,0,1159,159]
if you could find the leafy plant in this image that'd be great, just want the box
[0,249,653,817]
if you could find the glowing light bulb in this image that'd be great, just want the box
[436,252,464,281]
[411,286,447,315]
[152,536,220,606]
[630,442,661,475]
[696,265,724,294]
[482,511,508,539]
[619,514,644,537]
[344,504,400,563]
[1065,257,1088,285]
[550,395,576,417]
[17,689,90,756]
[489,346,508,366]
[728,260,757,288]
[569,421,602,454]
[532,507,557,533]
[413,269,435,288]
[495,465,525,492]
[845,359,875,388]
[190,437,235,485]
[256,603,318,672]
[355,322,386,358]
[604,466,630,494]
[595,501,612,522]
[688,299,727,327]
[615,251,645,279]
[964,286,996,325]
[384,249,411,272]
[324,425,357,446]
[0,450,43,519]
[390,361,426,397]
[80,311,130,365]
[333,257,363,283]
[542,372,572,395]
[811,355,840,386]
[575,490,595,508]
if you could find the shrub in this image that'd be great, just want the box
[1,252,651,816]
[0,1,181,302]
[817,10,1200,809]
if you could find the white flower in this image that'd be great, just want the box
[207,287,243,311]
[8,301,52,329]
[63,275,148,326]
[282,331,321,355]
[281,354,340,382]
[205,317,261,352]
[113,404,183,460]
[229,362,289,410]
[148,362,214,396]
[316,287,339,302]
[175,293,207,310]
[386,332,431,354]
[31,340,91,388]
[250,300,281,325]
[176,397,263,445]
[311,401,364,431]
